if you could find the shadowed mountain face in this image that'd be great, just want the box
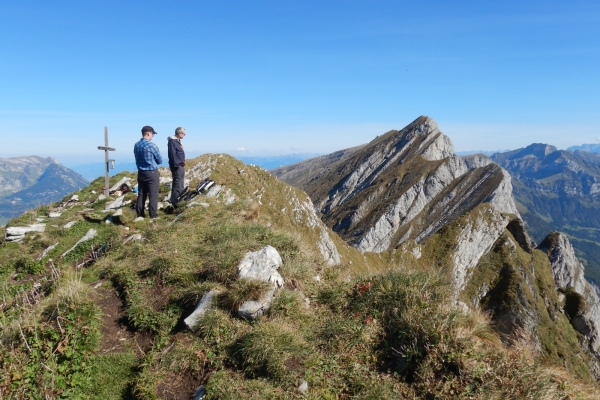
[491,145,600,284]
[273,116,518,252]
[0,157,88,224]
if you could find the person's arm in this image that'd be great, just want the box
[177,142,185,166]
[152,143,163,165]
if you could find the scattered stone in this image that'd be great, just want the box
[134,217,144,222]
[298,380,308,394]
[64,221,77,229]
[237,245,284,287]
[222,188,235,205]
[238,288,276,320]
[186,202,210,208]
[5,224,46,242]
[48,212,62,218]
[104,195,125,211]
[35,217,45,222]
[36,242,59,261]
[61,229,97,258]
[110,208,126,224]
[184,289,222,330]
[313,275,321,282]
[69,194,79,202]
[91,190,97,194]
[124,234,143,244]
[97,194,106,201]
[93,282,103,289]
[302,294,310,308]
[205,184,222,198]
[236,246,285,319]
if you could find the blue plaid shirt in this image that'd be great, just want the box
[134,138,163,170]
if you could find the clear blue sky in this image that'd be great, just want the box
[1,1,599,164]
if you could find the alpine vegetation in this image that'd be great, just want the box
[1,123,599,398]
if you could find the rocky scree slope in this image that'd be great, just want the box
[491,144,600,284]
[2,153,600,398]
[273,116,600,383]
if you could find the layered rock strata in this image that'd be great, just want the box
[275,116,519,256]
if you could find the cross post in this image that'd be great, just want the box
[97,126,116,196]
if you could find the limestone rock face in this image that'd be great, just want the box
[538,232,600,374]
[450,207,509,293]
[276,116,520,254]
[462,153,494,170]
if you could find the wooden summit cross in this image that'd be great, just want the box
[97,126,116,196]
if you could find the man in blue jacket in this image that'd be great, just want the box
[168,127,186,207]
[134,126,163,220]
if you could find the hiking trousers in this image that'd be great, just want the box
[136,169,159,219]
[170,165,185,206]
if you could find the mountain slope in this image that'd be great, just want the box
[2,153,599,397]
[0,156,55,196]
[491,144,600,284]
[274,116,518,253]
[0,158,88,225]
[272,116,600,385]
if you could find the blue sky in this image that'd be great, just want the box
[1,1,599,165]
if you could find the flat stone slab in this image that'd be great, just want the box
[184,289,222,330]
[5,224,46,242]
[123,234,143,244]
[37,242,59,261]
[61,229,97,258]
[104,195,125,211]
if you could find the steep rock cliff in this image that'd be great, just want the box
[275,116,519,257]
[538,232,600,376]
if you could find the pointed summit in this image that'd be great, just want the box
[273,116,519,253]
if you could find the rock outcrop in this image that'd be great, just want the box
[274,116,519,257]
[237,246,284,319]
[538,231,600,376]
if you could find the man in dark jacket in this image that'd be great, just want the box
[168,127,186,207]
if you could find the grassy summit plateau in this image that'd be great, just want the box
[0,154,598,399]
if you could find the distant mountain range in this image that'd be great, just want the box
[488,144,600,284]
[0,156,88,225]
[67,154,321,181]
[567,143,600,153]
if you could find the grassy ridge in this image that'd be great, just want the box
[0,155,598,398]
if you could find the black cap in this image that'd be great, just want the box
[141,126,158,135]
